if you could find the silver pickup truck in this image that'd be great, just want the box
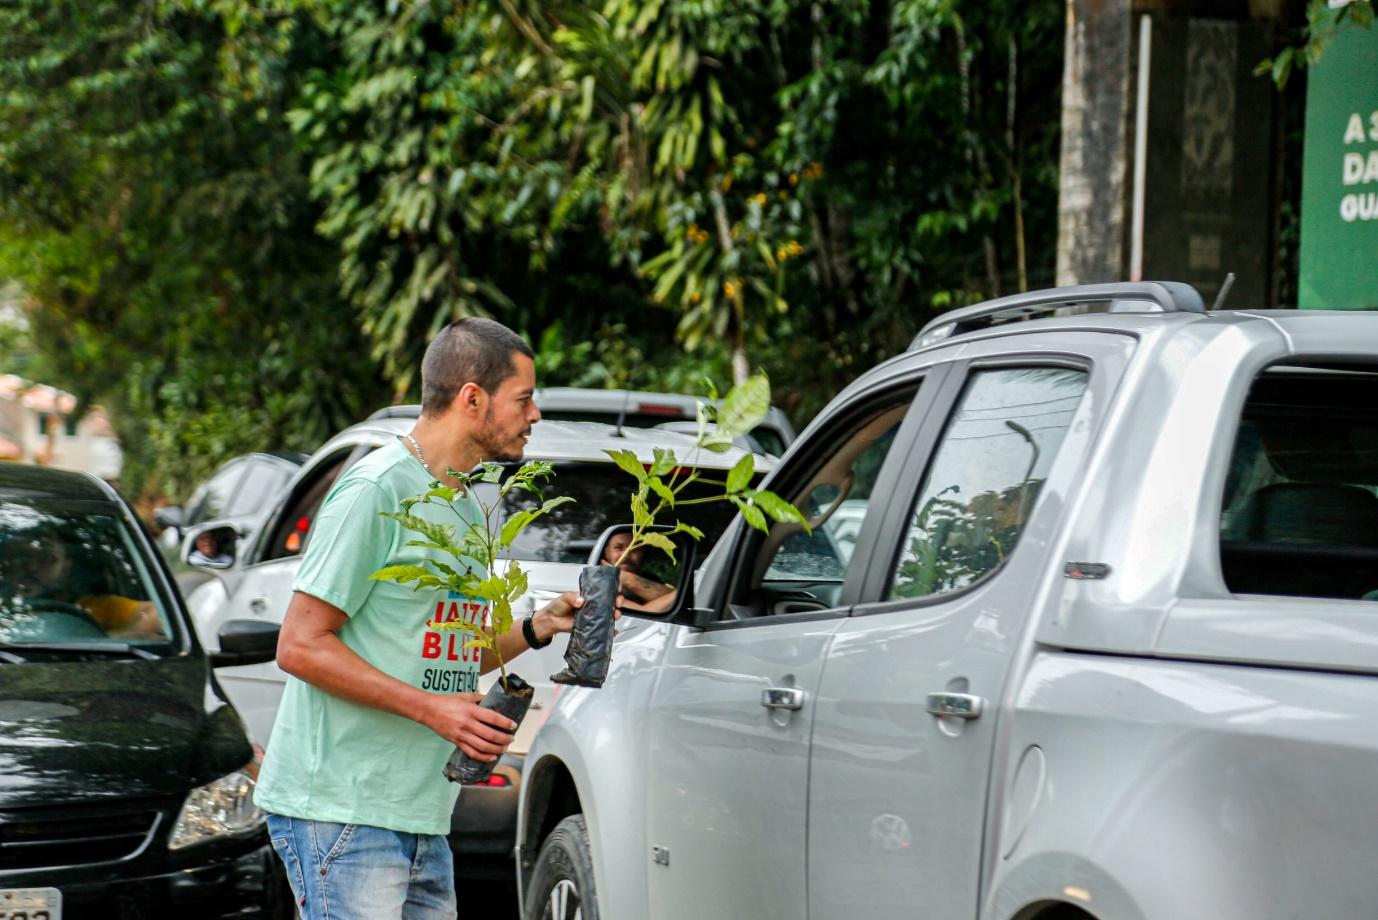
[515,282,1378,920]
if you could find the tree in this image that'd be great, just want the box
[0,0,389,498]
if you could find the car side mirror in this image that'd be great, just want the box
[183,522,239,571]
[589,524,698,623]
[154,505,185,532]
[211,619,280,668]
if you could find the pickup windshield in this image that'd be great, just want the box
[0,502,174,649]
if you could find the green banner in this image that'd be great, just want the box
[1299,21,1378,310]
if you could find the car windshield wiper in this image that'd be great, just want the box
[0,641,160,661]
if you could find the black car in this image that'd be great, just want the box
[0,464,288,919]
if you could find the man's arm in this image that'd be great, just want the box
[276,591,516,762]
[480,590,585,675]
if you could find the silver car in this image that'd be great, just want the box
[515,282,1378,920]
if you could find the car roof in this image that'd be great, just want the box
[0,464,117,503]
[328,416,776,473]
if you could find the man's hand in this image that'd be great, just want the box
[423,692,518,762]
[529,590,593,644]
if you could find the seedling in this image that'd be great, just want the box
[370,460,573,690]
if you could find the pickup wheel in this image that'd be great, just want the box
[525,815,599,920]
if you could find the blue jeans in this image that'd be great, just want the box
[266,813,458,920]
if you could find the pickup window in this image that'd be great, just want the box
[888,366,1088,600]
[1220,366,1378,600]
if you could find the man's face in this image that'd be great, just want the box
[474,353,540,462]
[2,535,69,597]
[603,532,642,570]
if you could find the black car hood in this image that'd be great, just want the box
[0,655,252,807]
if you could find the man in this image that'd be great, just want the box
[255,318,584,920]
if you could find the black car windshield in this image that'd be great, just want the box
[474,462,755,566]
[0,501,174,650]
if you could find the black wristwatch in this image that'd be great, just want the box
[521,616,551,650]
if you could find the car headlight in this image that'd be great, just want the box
[168,755,263,850]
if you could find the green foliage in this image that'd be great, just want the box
[1257,1,1374,88]
[0,0,389,500]
[1,0,1066,497]
[371,460,573,688]
[608,374,808,568]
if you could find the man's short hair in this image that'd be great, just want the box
[421,317,534,416]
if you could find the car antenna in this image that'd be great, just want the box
[614,388,631,438]
[1211,272,1235,310]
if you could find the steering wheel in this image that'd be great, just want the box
[15,598,108,640]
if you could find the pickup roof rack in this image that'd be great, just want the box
[910,281,1205,351]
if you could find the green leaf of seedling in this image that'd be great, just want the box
[379,512,455,550]
[649,447,677,477]
[370,564,433,583]
[541,495,575,514]
[731,495,768,531]
[479,462,504,483]
[491,597,513,635]
[506,562,528,600]
[673,521,705,540]
[716,373,770,437]
[648,475,676,506]
[639,530,678,562]
[746,489,810,530]
[725,453,754,493]
[425,485,457,502]
[499,508,539,547]
[409,574,450,591]
[701,377,719,402]
[607,449,648,482]
[471,575,509,601]
[462,639,486,650]
[631,487,653,527]
[699,430,735,452]
[429,619,486,635]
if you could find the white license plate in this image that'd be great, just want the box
[0,888,60,920]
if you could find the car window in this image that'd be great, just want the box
[729,388,918,616]
[186,460,247,526]
[1219,366,1378,600]
[476,462,753,567]
[0,502,174,648]
[262,451,355,562]
[749,425,787,457]
[227,459,291,518]
[887,366,1088,600]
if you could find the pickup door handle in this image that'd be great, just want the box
[926,692,984,719]
[761,688,806,711]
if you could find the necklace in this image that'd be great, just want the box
[399,434,437,482]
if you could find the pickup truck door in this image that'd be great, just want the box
[807,334,1132,920]
[643,373,942,920]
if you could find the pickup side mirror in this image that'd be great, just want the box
[211,619,280,668]
[589,524,698,623]
[182,522,239,571]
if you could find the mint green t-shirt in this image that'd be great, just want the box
[254,440,486,834]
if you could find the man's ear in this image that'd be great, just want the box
[455,381,487,417]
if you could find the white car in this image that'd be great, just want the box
[182,409,773,877]
[534,386,797,457]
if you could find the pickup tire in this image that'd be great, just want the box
[524,814,599,920]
